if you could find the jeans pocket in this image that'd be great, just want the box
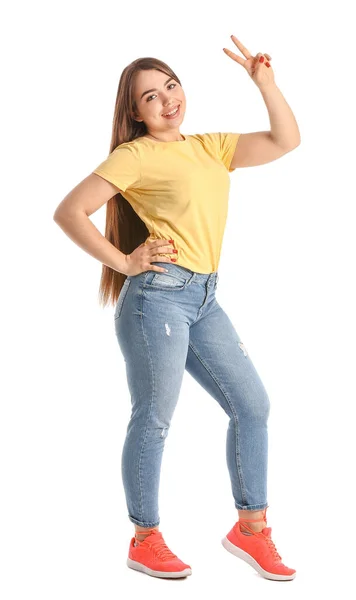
[143,270,187,291]
[114,278,131,320]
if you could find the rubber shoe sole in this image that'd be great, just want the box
[127,557,192,578]
[221,536,296,581]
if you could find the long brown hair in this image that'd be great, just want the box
[97,57,182,308]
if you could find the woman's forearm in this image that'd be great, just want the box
[259,82,301,149]
[53,211,128,275]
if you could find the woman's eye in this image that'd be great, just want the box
[147,83,176,102]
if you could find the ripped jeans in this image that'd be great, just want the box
[114,262,270,528]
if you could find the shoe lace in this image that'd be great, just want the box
[260,532,282,562]
[239,505,282,563]
[146,538,178,561]
[139,531,178,561]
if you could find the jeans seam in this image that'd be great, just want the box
[137,304,156,525]
[128,516,160,528]
[188,340,248,506]
[234,502,269,511]
[114,279,131,320]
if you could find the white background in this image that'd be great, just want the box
[1,0,355,597]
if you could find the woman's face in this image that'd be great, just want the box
[132,69,186,140]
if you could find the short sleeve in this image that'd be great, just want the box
[92,143,141,192]
[200,132,241,172]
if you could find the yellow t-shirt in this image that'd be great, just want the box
[93,132,240,273]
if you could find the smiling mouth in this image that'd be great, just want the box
[162,104,181,118]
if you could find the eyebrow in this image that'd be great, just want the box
[140,77,174,100]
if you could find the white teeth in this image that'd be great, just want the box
[163,105,179,117]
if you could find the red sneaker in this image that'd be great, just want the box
[222,511,296,581]
[127,530,192,579]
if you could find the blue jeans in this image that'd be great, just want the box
[114,262,270,528]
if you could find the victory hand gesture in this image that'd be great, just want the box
[223,34,275,89]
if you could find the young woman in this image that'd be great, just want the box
[53,35,300,581]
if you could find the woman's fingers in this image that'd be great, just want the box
[230,34,253,60]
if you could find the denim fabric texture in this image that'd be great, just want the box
[114,261,270,528]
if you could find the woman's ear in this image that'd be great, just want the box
[131,111,142,122]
